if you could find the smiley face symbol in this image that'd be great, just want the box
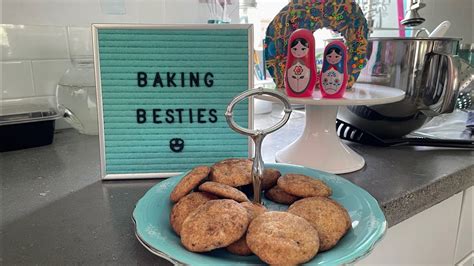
[169,138,185,153]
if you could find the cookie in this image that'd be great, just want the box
[180,199,250,252]
[209,158,253,187]
[265,185,300,204]
[246,211,320,265]
[170,166,211,203]
[199,181,250,202]
[288,197,352,251]
[278,174,332,198]
[225,237,252,256]
[170,192,217,236]
[261,168,282,190]
[226,202,267,256]
[239,202,267,219]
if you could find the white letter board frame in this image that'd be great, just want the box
[92,24,254,180]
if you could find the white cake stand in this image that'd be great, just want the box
[258,84,405,174]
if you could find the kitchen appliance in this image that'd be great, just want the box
[338,37,474,138]
[414,21,451,38]
[428,21,451,38]
[459,43,474,66]
[336,119,474,148]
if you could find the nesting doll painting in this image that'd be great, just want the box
[320,40,348,98]
[285,29,317,98]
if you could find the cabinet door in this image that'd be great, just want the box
[455,186,473,264]
[357,192,463,265]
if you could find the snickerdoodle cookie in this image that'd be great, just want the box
[278,174,332,198]
[261,168,282,190]
[246,211,320,265]
[170,192,217,236]
[199,181,250,202]
[170,166,210,203]
[264,185,300,205]
[226,202,267,256]
[288,197,351,251]
[180,199,249,252]
[209,158,253,187]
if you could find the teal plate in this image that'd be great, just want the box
[132,163,387,265]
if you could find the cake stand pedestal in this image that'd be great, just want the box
[258,84,405,174]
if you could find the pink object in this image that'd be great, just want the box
[397,0,406,37]
[285,29,317,98]
[320,40,348,99]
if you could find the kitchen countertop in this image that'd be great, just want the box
[1,109,473,265]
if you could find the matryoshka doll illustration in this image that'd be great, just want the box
[320,40,348,98]
[285,29,317,97]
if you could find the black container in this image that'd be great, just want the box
[1,96,61,152]
[0,120,56,152]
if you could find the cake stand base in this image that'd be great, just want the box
[275,105,365,174]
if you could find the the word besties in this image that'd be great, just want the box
[135,71,218,125]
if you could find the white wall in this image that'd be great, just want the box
[362,0,473,41]
[1,0,240,26]
[418,0,473,43]
[245,0,288,49]
[1,0,241,101]
[1,25,83,99]
[1,0,240,130]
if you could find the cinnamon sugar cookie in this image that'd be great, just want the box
[265,185,300,204]
[199,181,250,202]
[239,202,267,219]
[209,158,253,187]
[180,199,249,252]
[170,192,217,236]
[246,211,320,265]
[288,197,351,251]
[278,174,332,198]
[226,202,267,256]
[170,166,210,203]
[261,168,282,190]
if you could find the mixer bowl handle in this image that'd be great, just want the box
[420,52,461,116]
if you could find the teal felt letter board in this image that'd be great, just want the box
[92,24,254,180]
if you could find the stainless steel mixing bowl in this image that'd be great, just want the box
[338,37,474,138]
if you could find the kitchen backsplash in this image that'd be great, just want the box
[1,24,92,99]
[1,24,93,129]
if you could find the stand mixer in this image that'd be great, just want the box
[338,0,474,139]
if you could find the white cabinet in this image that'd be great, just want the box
[357,192,463,266]
[455,186,473,265]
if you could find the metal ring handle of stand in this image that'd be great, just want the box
[226,88,292,136]
[225,88,292,204]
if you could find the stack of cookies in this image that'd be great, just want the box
[168,158,352,265]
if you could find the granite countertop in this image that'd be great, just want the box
[1,109,473,265]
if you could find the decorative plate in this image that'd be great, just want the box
[132,163,387,265]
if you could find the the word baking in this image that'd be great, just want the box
[137,72,214,88]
